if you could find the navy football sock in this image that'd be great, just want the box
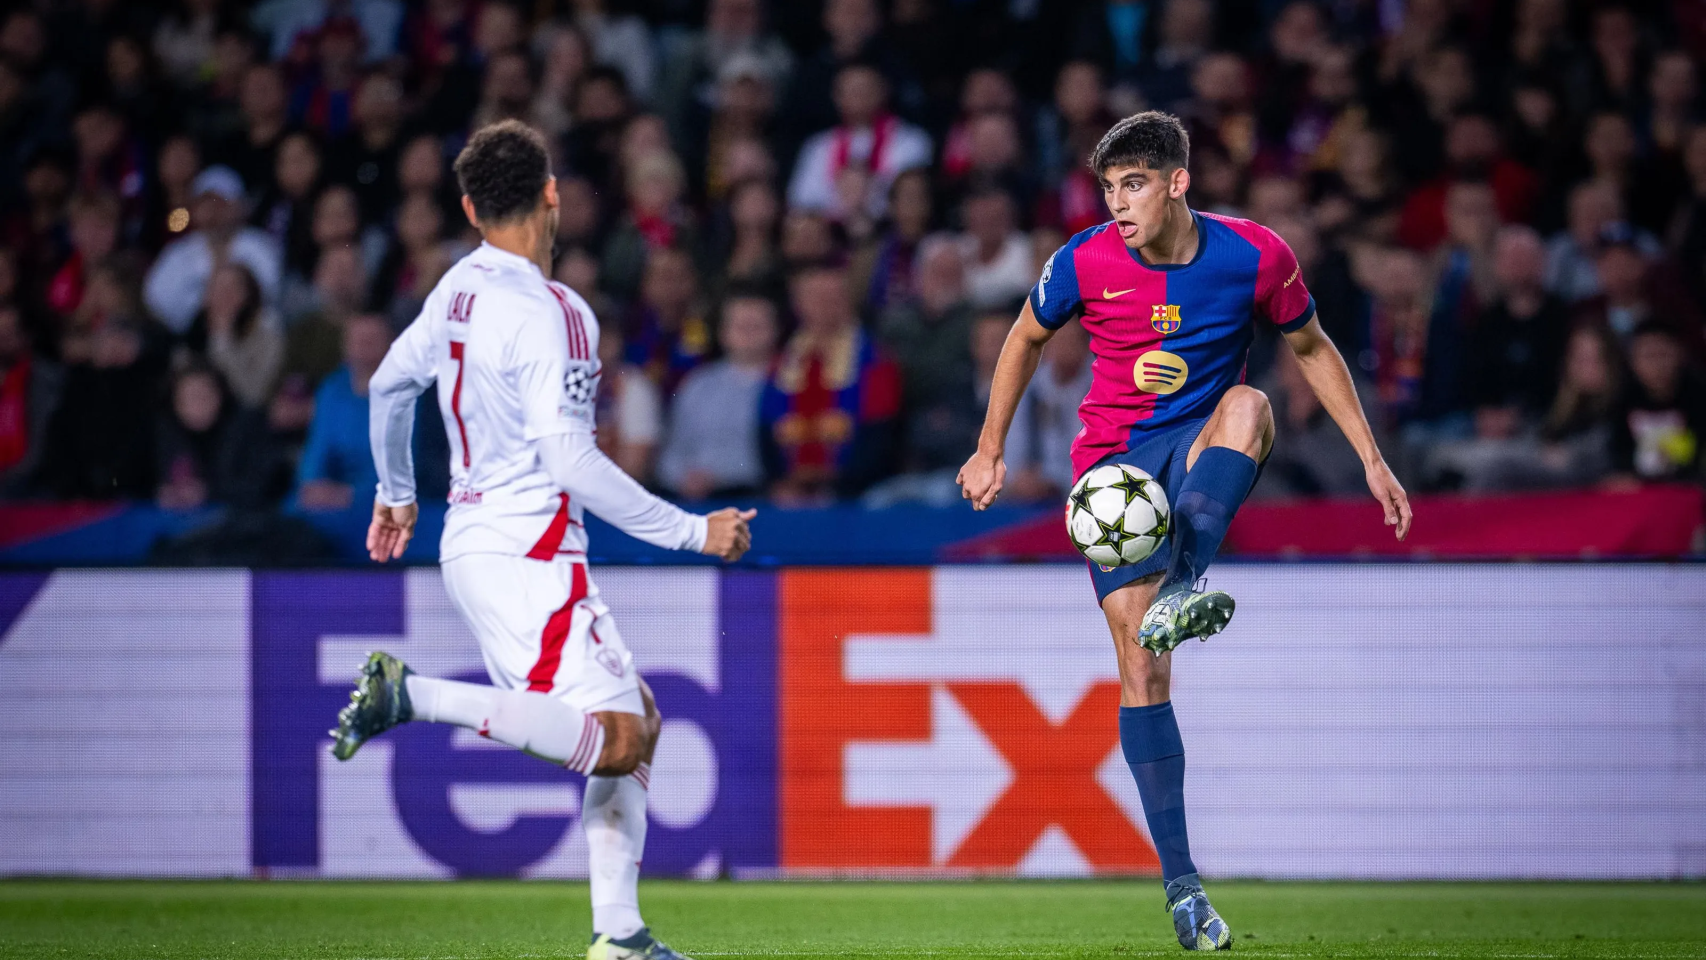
[1119,701,1198,884]
[1162,446,1259,592]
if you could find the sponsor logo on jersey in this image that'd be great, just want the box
[1150,303,1182,334]
[448,291,476,324]
[1104,287,1136,299]
[1134,350,1189,394]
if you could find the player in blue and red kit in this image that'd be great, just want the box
[958,112,1412,950]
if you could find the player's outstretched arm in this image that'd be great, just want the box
[534,431,755,561]
[1282,316,1413,540]
[959,300,1055,511]
[366,315,437,563]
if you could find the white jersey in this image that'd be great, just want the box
[369,241,705,563]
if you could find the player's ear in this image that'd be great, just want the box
[543,176,559,211]
[1168,166,1191,200]
[460,194,480,229]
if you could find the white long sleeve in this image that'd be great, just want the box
[534,429,708,553]
[368,312,437,507]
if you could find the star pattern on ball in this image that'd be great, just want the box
[1090,509,1139,553]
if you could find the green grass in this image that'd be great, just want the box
[1,880,1704,959]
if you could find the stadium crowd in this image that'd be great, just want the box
[0,0,1703,516]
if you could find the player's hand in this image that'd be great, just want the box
[957,449,1006,511]
[367,500,419,562]
[1364,459,1412,540]
[701,507,756,561]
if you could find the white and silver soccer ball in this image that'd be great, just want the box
[1065,464,1170,567]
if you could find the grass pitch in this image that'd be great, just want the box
[1,880,1703,959]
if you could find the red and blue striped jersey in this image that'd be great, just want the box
[1029,211,1315,477]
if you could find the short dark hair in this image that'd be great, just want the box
[454,120,551,225]
[1090,111,1190,177]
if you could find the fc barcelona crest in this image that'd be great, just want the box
[1151,304,1182,334]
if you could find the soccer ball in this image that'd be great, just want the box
[1065,464,1170,567]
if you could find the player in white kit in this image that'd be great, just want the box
[330,120,753,960]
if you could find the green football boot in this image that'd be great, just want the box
[329,651,414,761]
[1138,584,1235,657]
[588,928,694,960]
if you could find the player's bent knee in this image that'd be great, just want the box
[1221,384,1272,426]
[592,711,646,776]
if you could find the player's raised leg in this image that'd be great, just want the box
[1139,385,1274,656]
[1105,580,1231,951]
[330,653,608,773]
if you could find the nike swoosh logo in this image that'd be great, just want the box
[1104,287,1136,299]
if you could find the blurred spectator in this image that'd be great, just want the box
[1039,64,1116,235]
[1396,114,1537,251]
[36,321,159,499]
[1006,317,1092,502]
[760,263,900,501]
[657,292,778,499]
[470,48,536,131]
[569,0,658,105]
[312,183,389,281]
[787,63,931,221]
[1139,0,1212,114]
[1671,126,1706,301]
[601,149,700,299]
[532,24,591,140]
[779,209,839,271]
[1611,322,1706,483]
[153,0,220,88]
[879,234,973,412]
[594,315,663,484]
[623,245,712,393]
[712,178,784,299]
[329,72,407,225]
[374,193,458,326]
[695,57,779,205]
[215,63,290,192]
[45,192,121,319]
[1466,226,1570,424]
[1254,346,1387,498]
[256,131,325,285]
[143,165,282,335]
[253,0,403,63]
[939,69,1019,181]
[283,244,368,388]
[852,167,932,314]
[0,303,61,493]
[284,18,368,140]
[144,134,202,251]
[1543,179,1659,303]
[957,184,1032,311]
[1573,222,1702,344]
[657,0,793,154]
[868,311,1007,506]
[197,262,284,408]
[780,0,923,147]
[155,363,281,510]
[295,313,391,510]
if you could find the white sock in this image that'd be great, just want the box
[404,675,605,775]
[585,763,649,939]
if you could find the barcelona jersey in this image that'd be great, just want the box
[1029,211,1316,478]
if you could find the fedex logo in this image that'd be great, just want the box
[778,569,1159,875]
[251,570,776,878]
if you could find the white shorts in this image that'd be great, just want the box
[440,554,644,716]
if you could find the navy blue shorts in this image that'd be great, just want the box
[1084,416,1210,603]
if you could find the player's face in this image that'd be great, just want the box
[1100,163,1188,249]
